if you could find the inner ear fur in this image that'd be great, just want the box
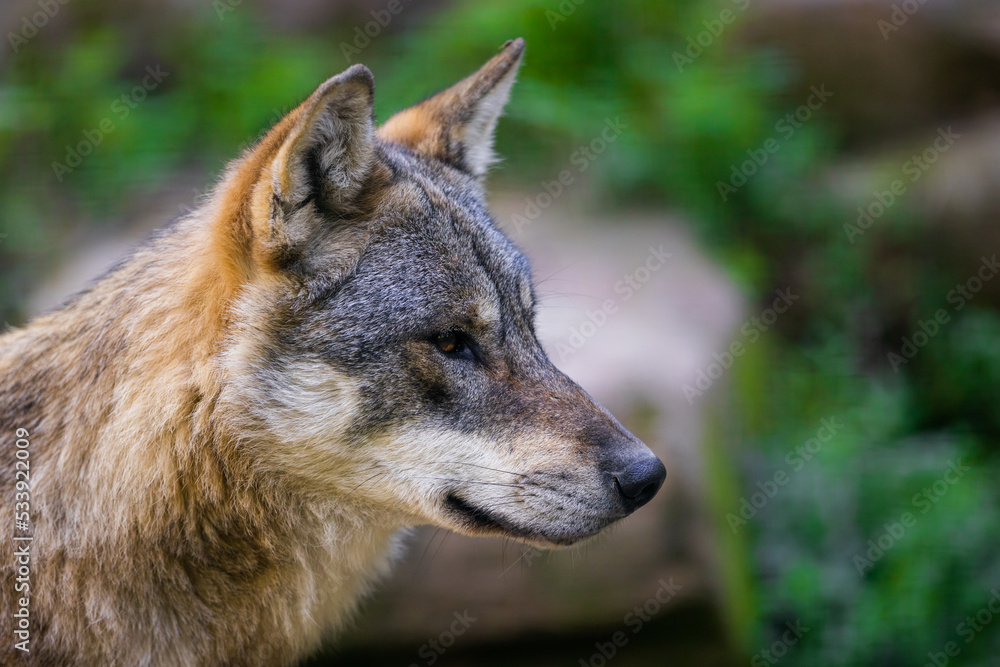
[378,38,525,179]
[234,65,378,271]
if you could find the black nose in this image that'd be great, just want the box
[613,457,667,510]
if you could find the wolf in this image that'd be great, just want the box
[0,39,666,665]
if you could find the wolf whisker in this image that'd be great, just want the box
[413,476,522,488]
[442,461,528,477]
[534,262,580,286]
[346,469,390,497]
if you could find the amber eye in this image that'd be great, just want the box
[434,331,464,355]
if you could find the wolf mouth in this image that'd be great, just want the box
[443,491,611,546]
[444,491,517,534]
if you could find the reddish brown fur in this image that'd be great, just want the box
[0,66,409,667]
[379,39,525,174]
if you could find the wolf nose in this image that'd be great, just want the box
[613,457,666,510]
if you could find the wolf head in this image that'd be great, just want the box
[215,39,665,547]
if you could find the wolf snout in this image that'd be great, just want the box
[610,456,666,511]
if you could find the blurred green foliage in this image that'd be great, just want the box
[1,0,998,664]
[0,10,341,319]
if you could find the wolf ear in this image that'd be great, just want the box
[378,38,524,180]
[267,64,376,213]
[236,64,376,268]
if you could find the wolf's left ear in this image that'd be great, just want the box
[378,38,524,180]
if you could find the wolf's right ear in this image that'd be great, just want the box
[223,65,376,271]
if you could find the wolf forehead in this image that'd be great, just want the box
[288,140,537,341]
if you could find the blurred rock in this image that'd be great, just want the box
[739,0,1000,327]
[742,0,1000,146]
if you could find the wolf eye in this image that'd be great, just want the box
[434,331,465,355]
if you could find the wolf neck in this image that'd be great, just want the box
[0,207,400,654]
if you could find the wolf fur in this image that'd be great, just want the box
[0,39,665,665]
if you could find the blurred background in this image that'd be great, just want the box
[2,0,1000,665]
